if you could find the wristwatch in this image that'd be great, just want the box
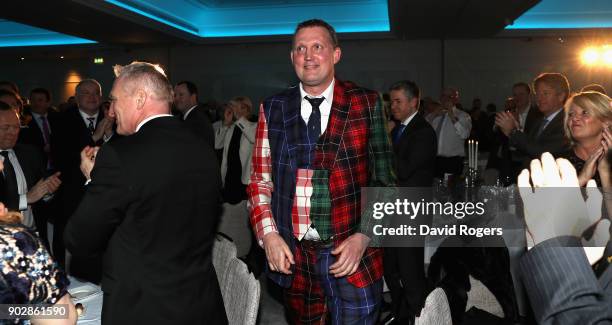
[510,128,521,138]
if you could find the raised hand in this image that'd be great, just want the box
[495,111,519,137]
[518,153,590,245]
[80,146,99,181]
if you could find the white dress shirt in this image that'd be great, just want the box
[135,114,173,132]
[299,79,335,133]
[183,105,198,120]
[401,111,418,128]
[298,79,335,241]
[427,107,472,157]
[78,109,99,129]
[544,108,562,124]
[0,149,33,227]
[517,102,532,131]
[31,112,52,138]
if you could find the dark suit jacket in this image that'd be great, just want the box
[520,237,612,324]
[487,105,544,175]
[523,104,543,135]
[510,108,568,160]
[183,105,214,148]
[510,104,543,163]
[0,144,45,210]
[52,107,104,218]
[18,111,60,157]
[393,112,437,187]
[64,116,227,325]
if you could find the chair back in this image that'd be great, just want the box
[212,234,238,289]
[222,258,261,325]
[416,287,452,325]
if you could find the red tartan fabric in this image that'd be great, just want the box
[248,107,278,242]
[313,82,387,287]
[248,79,394,288]
[285,244,327,324]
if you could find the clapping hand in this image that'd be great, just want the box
[518,153,610,263]
[80,146,99,181]
[26,172,61,204]
[92,117,115,142]
[495,111,519,137]
[598,126,612,185]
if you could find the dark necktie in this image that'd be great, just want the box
[0,151,19,211]
[305,96,325,140]
[87,117,96,135]
[535,118,550,138]
[40,116,53,170]
[393,124,406,144]
[40,115,51,145]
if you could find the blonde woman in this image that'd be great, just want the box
[563,91,612,188]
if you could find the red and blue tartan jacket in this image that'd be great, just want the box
[248,79,395,288]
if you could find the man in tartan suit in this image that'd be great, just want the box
[248,19,395,324]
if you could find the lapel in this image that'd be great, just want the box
[12,145,33,188]
[70,107,89,136]
[316,79,350,169]
[96,110,104,126]
[283,87,302,172]
[541,109,563,137]
[532,108,562,139]
[283,79,351,171]
[395,112,420,148]
[524,104,542,134]
[26,117,44,146]
[72,107,102,136]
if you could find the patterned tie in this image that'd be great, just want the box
[40,115,51,145]
[305,96,324,140]
[87,117,96,135]
[40,116,53,170]
[0,151,19,211]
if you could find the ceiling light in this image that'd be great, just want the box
[581,47,600,65]
[602,46,612,67]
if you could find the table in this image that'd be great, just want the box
[68,276,102,324]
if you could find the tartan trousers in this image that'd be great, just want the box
[284,241,383,325]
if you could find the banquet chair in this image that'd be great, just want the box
[465,275,504,317]
[222,258,261,325]
[212,233,238,289]
[415,287,452,325]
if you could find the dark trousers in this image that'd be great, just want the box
[52,214,66,267]
[435,156,464,178]
[384,247,428,322]
[33,202,52,251]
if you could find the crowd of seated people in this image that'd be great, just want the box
[0,67,609,324]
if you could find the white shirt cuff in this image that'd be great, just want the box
[19,194,27,210]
